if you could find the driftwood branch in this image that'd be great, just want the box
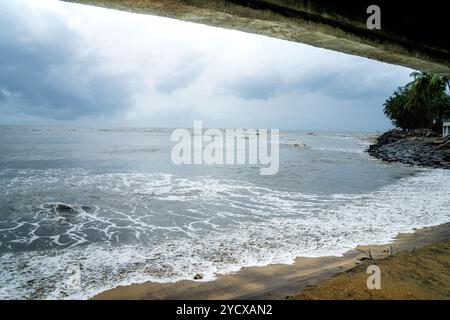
[346,247,374,261]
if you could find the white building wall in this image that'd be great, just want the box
[443,122,450,137]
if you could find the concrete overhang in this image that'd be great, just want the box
[63,0,450,75]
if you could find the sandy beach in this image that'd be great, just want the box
[93,223,450,300]
[294,239,450,299]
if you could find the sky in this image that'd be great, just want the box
[0,0,415,131]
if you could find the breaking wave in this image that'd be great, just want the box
[0,168,449,299]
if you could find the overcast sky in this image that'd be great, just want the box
[0,0,414,131]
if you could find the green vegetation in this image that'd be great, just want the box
[384,72,450,131]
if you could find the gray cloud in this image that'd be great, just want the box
[154,58,204,94]
[222,66,405,102]
[0,1,413,131]
[0,2,141,121]
[222,73,284,100]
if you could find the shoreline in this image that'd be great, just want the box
[93,222,450,300]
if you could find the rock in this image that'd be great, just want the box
[50,204,83,224]
[81,206,93,212]
[368,129,450,169]
[438,140,450,150]
[193,273,203,280]
[56,204,75,213]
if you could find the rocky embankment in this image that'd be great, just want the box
[368,129,450,169]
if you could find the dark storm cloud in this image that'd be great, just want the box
[0,3,140,120]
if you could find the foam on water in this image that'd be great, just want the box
[0,168,449,299]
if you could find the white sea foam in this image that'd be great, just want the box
[0,168,449,300]
[281,141,308,147]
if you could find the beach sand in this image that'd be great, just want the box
[293,239,450,300]
[93,223,450,300]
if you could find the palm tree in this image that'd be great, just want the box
[406,72,449,129]
[383,72,450,131]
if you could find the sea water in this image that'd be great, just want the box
[0,126,449,299]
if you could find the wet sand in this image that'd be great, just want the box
[93,223,450,300]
